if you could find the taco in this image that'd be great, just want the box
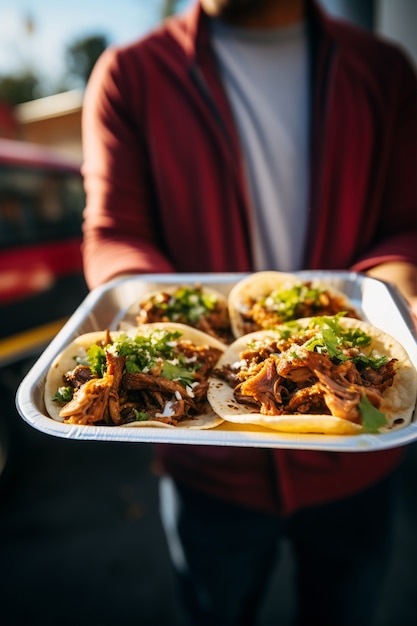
[207,314,417,435]
[44,323,225,429]
[123,283,234,344]
[228,271,361,338]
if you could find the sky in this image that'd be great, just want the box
[0,0,193,92]
[0,0,415,94]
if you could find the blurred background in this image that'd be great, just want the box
[0,1,416,625]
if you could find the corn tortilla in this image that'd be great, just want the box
[207,317,417,435]
[44,324,225,429]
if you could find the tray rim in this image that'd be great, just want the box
[16,270,417,451]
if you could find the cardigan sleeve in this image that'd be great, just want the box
[351,48,417,272]
[81,46,175,290]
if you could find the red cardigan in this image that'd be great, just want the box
[82,1,417,515]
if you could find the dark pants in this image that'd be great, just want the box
[160,472,397,626]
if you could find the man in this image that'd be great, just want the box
[81,1,417,624]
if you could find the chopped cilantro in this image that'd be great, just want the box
[311,326,343,358]
[350,353,389,369]
[133,409,148,421]
[152,286,217,323]
[114,329,198,387]
[311,314,371,350]
[262,284,324,320]
[359,396,387,433]
[263,314,389,373]
[114,330,180,369]
[300,315,388,368]
[86,343,107,377]
[274,320,300,339]
[124,357,142,373]
[52,386,74,403]
[162,359,197,386]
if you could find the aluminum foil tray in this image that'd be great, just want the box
[16,271,417,451]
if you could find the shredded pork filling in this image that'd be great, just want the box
[59,341,222,426]
[136,291,233,344]
[215,343,396,424]
[240,283,360,334]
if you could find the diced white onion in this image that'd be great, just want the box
[155,400,175,418]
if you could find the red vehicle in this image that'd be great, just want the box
[0,138,88,487]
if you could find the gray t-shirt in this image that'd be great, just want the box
[210,19,309,271]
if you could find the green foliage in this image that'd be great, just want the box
[65,35,109,87]
[162,0,183,19]
[0,70,40,105]
[0,3,187,105]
